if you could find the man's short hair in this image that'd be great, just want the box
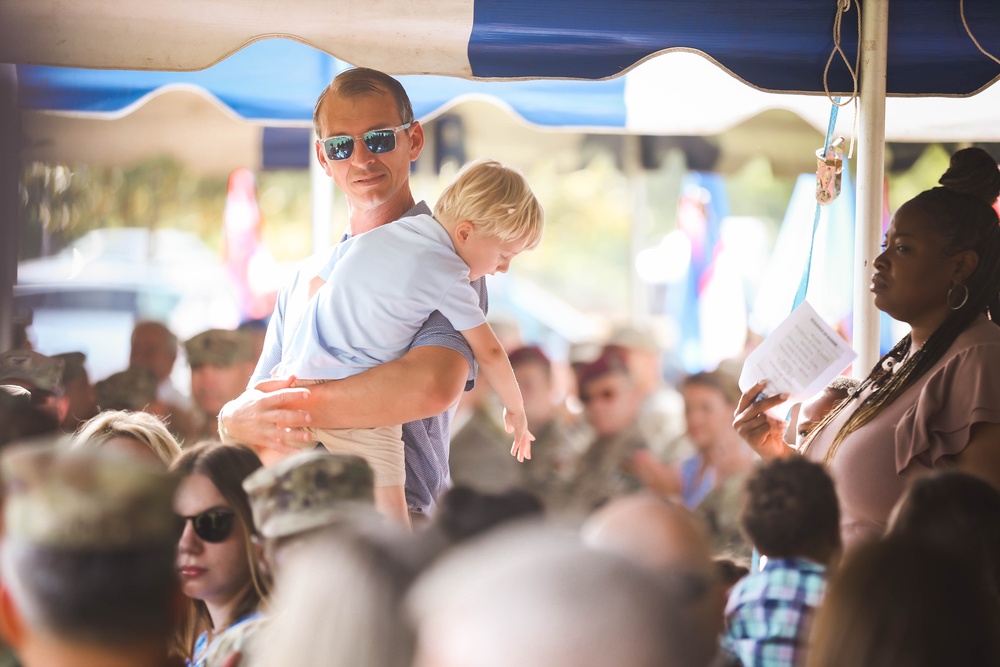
[313,67,414,137]
[679,369,742,406]
[433,159,544,250]
[508,345,553,377]
[739,456,840,558]
[131,321,178,355]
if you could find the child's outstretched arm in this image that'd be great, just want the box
[460,322,534,462]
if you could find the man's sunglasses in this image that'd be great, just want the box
[318,122,412,161]
[178,509,236,543]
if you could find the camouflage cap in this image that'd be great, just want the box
[95,367,158,412]
[0,350,64,394]
[243,451,376,540]
[1,444,180,550]
[607,323,665,353]
[53,351,88,384]
[184,329,256,367]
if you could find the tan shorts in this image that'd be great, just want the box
[291,378,405,487]
[308,424,405,487]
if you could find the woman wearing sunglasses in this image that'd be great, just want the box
[171,440,268,667]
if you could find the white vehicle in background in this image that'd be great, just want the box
[15,227,242,386]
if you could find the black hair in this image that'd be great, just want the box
[435,485,544,543]
[888,470,1000,600]
[739,457,840,558]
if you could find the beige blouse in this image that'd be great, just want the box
[804,315,1000,551]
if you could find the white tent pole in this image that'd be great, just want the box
[624,134,650,324]
[310,129,335,253]
[852,0,889,377]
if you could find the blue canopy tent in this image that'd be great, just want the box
[2,0,999,366]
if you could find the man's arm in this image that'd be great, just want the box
[219,345,469,448]
[292,345,469,426]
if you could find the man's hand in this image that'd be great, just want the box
[219,381,316,452]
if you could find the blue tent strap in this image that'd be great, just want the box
[791,98,842,311]
[754,98,842,575]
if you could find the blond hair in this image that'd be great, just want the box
[70,410,182,467]
[434,159,544,250]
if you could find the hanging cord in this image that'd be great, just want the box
[960,0,1000,65]
[792,103,842,311]
[823,0,861,159]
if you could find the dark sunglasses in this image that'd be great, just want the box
[178,509,236,543]
[318,122,412,161]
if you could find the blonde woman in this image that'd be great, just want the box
[70,409,182,466]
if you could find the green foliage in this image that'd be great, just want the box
[19,158,228,259]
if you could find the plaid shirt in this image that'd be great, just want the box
[721,557,828,667]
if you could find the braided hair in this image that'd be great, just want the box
[803,149,1000,465]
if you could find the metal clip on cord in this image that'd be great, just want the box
[815,137,845,205]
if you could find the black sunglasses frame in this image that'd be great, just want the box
[178,509,236,543]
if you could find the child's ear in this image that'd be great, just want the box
[456,221,474,243]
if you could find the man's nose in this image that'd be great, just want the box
[350,140,376,166]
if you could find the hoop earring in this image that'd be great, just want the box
[947,282,969,310]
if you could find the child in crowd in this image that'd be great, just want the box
[794,376,860,447]
[722,456,841,667]
[264,158,544,526]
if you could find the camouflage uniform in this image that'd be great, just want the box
[0,351,68,447]
[243,450,377,540]
[0,444,179,667]
[185,329,257,369]
[53,351,86,384]
[0,350,64,394]
[1,443,179,549]
[95,367,159,412]
[556,423,650,519]
[184,329,257,443]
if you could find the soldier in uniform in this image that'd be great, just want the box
[558,346,653,518]
[52,352,98,434]
[204,452,378,667]
[184,329,257,444]
[0,444,182,667]
[605,324,691,464]
[95,366,160,413]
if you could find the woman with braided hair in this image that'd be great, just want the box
[734,147,1000,551]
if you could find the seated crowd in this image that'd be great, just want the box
[2,308,999,667]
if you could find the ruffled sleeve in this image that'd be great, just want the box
[895,343,1000,474]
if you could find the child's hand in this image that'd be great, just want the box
[504,407,535,462]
